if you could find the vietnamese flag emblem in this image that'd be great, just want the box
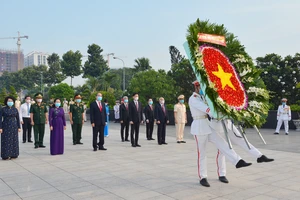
[200,46,248,110]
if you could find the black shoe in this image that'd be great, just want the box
[77,142,83,145]
[177,141,181,144]
[158,143,162,145]
[199,178,210,187]
[285,133,289,135]
[236,159,252,168]
[257,155,274,163]
[274,132,279,135]
[125,139,130,142]
[162,142,168,145]
[28,140,33,143]
[23,141,26,143]
[132,144,136,147]
[136,144,141,147]
[39,145,46,148]
[10,156,18,159]
[73,142,76,145]
[181,141,186,143]
[219,176,229,183]
[2,157,9,160]
[93,148,97,151]
[99,147,107,151]
[122,139,125,142]
[147,138,151,140]
[34,146,38,149]
[150,138,155,140]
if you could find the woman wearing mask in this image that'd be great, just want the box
[174,95,187,143]
[104,99,109,137]
[49,98,66,155]
[0,96,21,160]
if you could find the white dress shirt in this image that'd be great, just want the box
[19,102,31,121]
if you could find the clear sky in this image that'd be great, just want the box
[1,0,300,86]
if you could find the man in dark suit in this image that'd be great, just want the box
[129,93,143,147]
[90,92,107,151]
[120,96,130,142]
[155,97,169,145]
[144,98,155,140]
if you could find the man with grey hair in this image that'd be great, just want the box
[120,96,130,142]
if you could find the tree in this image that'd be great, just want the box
[83,44,108,78]
[0,88,8,105]
[127,70,176,106]
[45,53,66,86]
[61,50,82,86]
[88,91,116,108]
[9,86,18,99]
[48,83,74,100]
[169,46,185,65]
[85,76,101,93]
[133,57,152,72]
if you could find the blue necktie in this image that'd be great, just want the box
[27,104,30,116]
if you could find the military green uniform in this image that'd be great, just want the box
[70,103,84,144]
[30,102,48,148]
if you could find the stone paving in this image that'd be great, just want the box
[1,122,300,200]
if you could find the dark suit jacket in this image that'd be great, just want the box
[90,101,107,126]
[129,101,143,123]
[144,105,154,122]
[154,103,169,123]
[120,103,129,122]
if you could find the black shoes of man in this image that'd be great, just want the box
[236,159,252,168]
[199,178,210,187]
[219,176,229,183]
[257,155,274,163]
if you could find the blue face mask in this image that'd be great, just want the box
[124,99,128,103]
[282,102,286,106]
[199,89,204,96]
[149,101,153,105]
[55,103,61,107]
[76,99,81,103]
[7,102,14,107]
[179,100,184,104]
[97,96,102,101]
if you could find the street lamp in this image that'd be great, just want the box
[40,72,43,96]
[113,56,125,92]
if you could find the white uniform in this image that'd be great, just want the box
[114,104,120,120]
[216,120,262,176]
[275,105,291,134]
[189,92,241,180]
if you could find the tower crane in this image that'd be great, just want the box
[0,31,29,70]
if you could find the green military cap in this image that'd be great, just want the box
[34,92,43,99]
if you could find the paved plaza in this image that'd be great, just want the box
[1,122,300,200]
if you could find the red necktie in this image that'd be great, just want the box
[150,105,152,110]
[135,101,138,110]
[98,101,102,112]
[162,104,165,115]
[126,104,128,110]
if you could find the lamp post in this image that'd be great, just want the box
[113,56,125,92]
[40,72,43,96]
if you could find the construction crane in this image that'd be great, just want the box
[0,31,29,70]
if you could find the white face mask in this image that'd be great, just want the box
[160,100,165,104]
[26,100,31,103]
[134,97,139,101]
[37,99,42,103]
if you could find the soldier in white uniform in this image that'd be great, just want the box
[274,98,291,135]
[189,80,252,187]
[216,119,274,182]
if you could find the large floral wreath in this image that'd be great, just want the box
[187,19,270,127]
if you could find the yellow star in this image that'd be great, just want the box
[212,63,236,90]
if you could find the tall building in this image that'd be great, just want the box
[0,49,24,73]
[25,51,49,67]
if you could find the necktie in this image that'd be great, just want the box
[27,104,30,116]
[150,105,152,111]
[135,101,138,110]
[162,104,165,115]
[126,104,128,110]
[98,101,102,112]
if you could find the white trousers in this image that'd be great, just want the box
[217,125,262,176]
[275,119,289,133]
[194,131,241,180]
[176,123,185,141]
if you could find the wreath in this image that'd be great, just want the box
[186,19,269,127]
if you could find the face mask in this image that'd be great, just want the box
[37,99,42,103]
[179,100,184,104]
[149,101,153,105]
[76,99,81,103]
[97,96,102,101]
[282,102,286,106]
[26,100,31,103]
[55,103,61,107]
[7,102,14,107]
[160,100,165,104]
[134,97,139,101]
[124,99,128,103]
[199,89,204,96]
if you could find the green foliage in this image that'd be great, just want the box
[290,104,300,112]
[133,57,152,72]
[87,91,116,108]
[9,86,18,99]
[61,50,82,86]
[83,44,108,78]
[48,83,74,101]
[127,70,177,106]
[45,53,66,86]
[0,88,8,105]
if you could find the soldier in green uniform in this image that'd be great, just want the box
[69,94,84,145]
[30,93,48,149]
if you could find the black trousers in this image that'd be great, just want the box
[157,122,167,144]
[22,118,32,142]
[130,122,140,145]
[146,121,154,139]
[120,121,129,140]
[92,125,105,149]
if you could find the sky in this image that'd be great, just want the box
[1,0,300,86]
